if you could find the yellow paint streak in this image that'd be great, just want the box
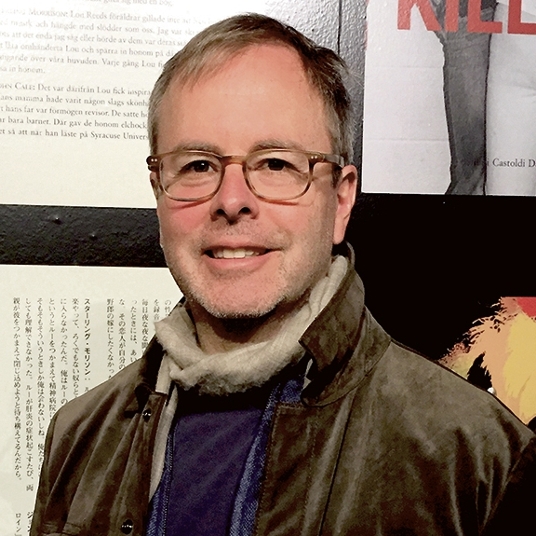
[503,314,536,423]
[442,298,536,424]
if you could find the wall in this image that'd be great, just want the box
[1,0,535,533]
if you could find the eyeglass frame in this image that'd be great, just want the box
[146,148,346,202]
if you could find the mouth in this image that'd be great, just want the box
[206,247,269,259]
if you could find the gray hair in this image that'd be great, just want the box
[147,13,355,163]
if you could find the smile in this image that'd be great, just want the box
[209,248,267,259]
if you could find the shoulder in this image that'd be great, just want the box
[370,340,534,459]
[343,341,535,532]
[48,358,144,438]
[48,338,163,439]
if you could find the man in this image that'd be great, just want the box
[31,14,535,536]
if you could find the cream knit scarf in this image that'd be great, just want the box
[154,256,348,396]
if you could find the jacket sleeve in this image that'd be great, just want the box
[29,412,58,536]
[482,434,536,535]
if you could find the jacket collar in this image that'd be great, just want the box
[300,244,391,406]
[127,337,167,413]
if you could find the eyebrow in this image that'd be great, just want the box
[249,139,308,153]
[167,141,222,154]
[166,139,308,156]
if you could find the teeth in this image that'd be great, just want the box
[212,248,260,259]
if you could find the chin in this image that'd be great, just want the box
[198,297,279,320]
[186,282,301,320]
[196,282,315,323]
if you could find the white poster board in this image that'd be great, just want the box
[0,0,270,207]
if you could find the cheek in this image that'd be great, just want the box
[310,193,338,242]
[279,191,337,246]
[156,205,176,248]
[157,202,201,247]
[288,206,336,259]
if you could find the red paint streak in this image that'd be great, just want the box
[515,297,536,318]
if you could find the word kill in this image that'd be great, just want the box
[399,0,536,34]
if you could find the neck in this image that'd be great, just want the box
[189,301,304,355]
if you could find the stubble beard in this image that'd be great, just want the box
[168,259,299,320]
[162,220,335,334]
[165,252,326,333]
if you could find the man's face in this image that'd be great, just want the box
[154,44,356,321]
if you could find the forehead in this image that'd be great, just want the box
[156,44,331,154]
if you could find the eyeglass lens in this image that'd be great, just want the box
[160,150,312,201]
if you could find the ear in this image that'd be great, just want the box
[332,165,358,245]
[150,171,161,199]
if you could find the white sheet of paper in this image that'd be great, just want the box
[0,265,181,535]
[362,0,450,194]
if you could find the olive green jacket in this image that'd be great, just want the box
[31,267,536,536]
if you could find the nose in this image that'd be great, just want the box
[209,163,259,222]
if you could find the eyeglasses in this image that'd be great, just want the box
[146,148,345,202]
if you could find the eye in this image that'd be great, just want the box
[184,159,213,173]
[265,158,289,171]
[255,157,299,173]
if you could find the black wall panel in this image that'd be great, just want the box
[2,194,531,360]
